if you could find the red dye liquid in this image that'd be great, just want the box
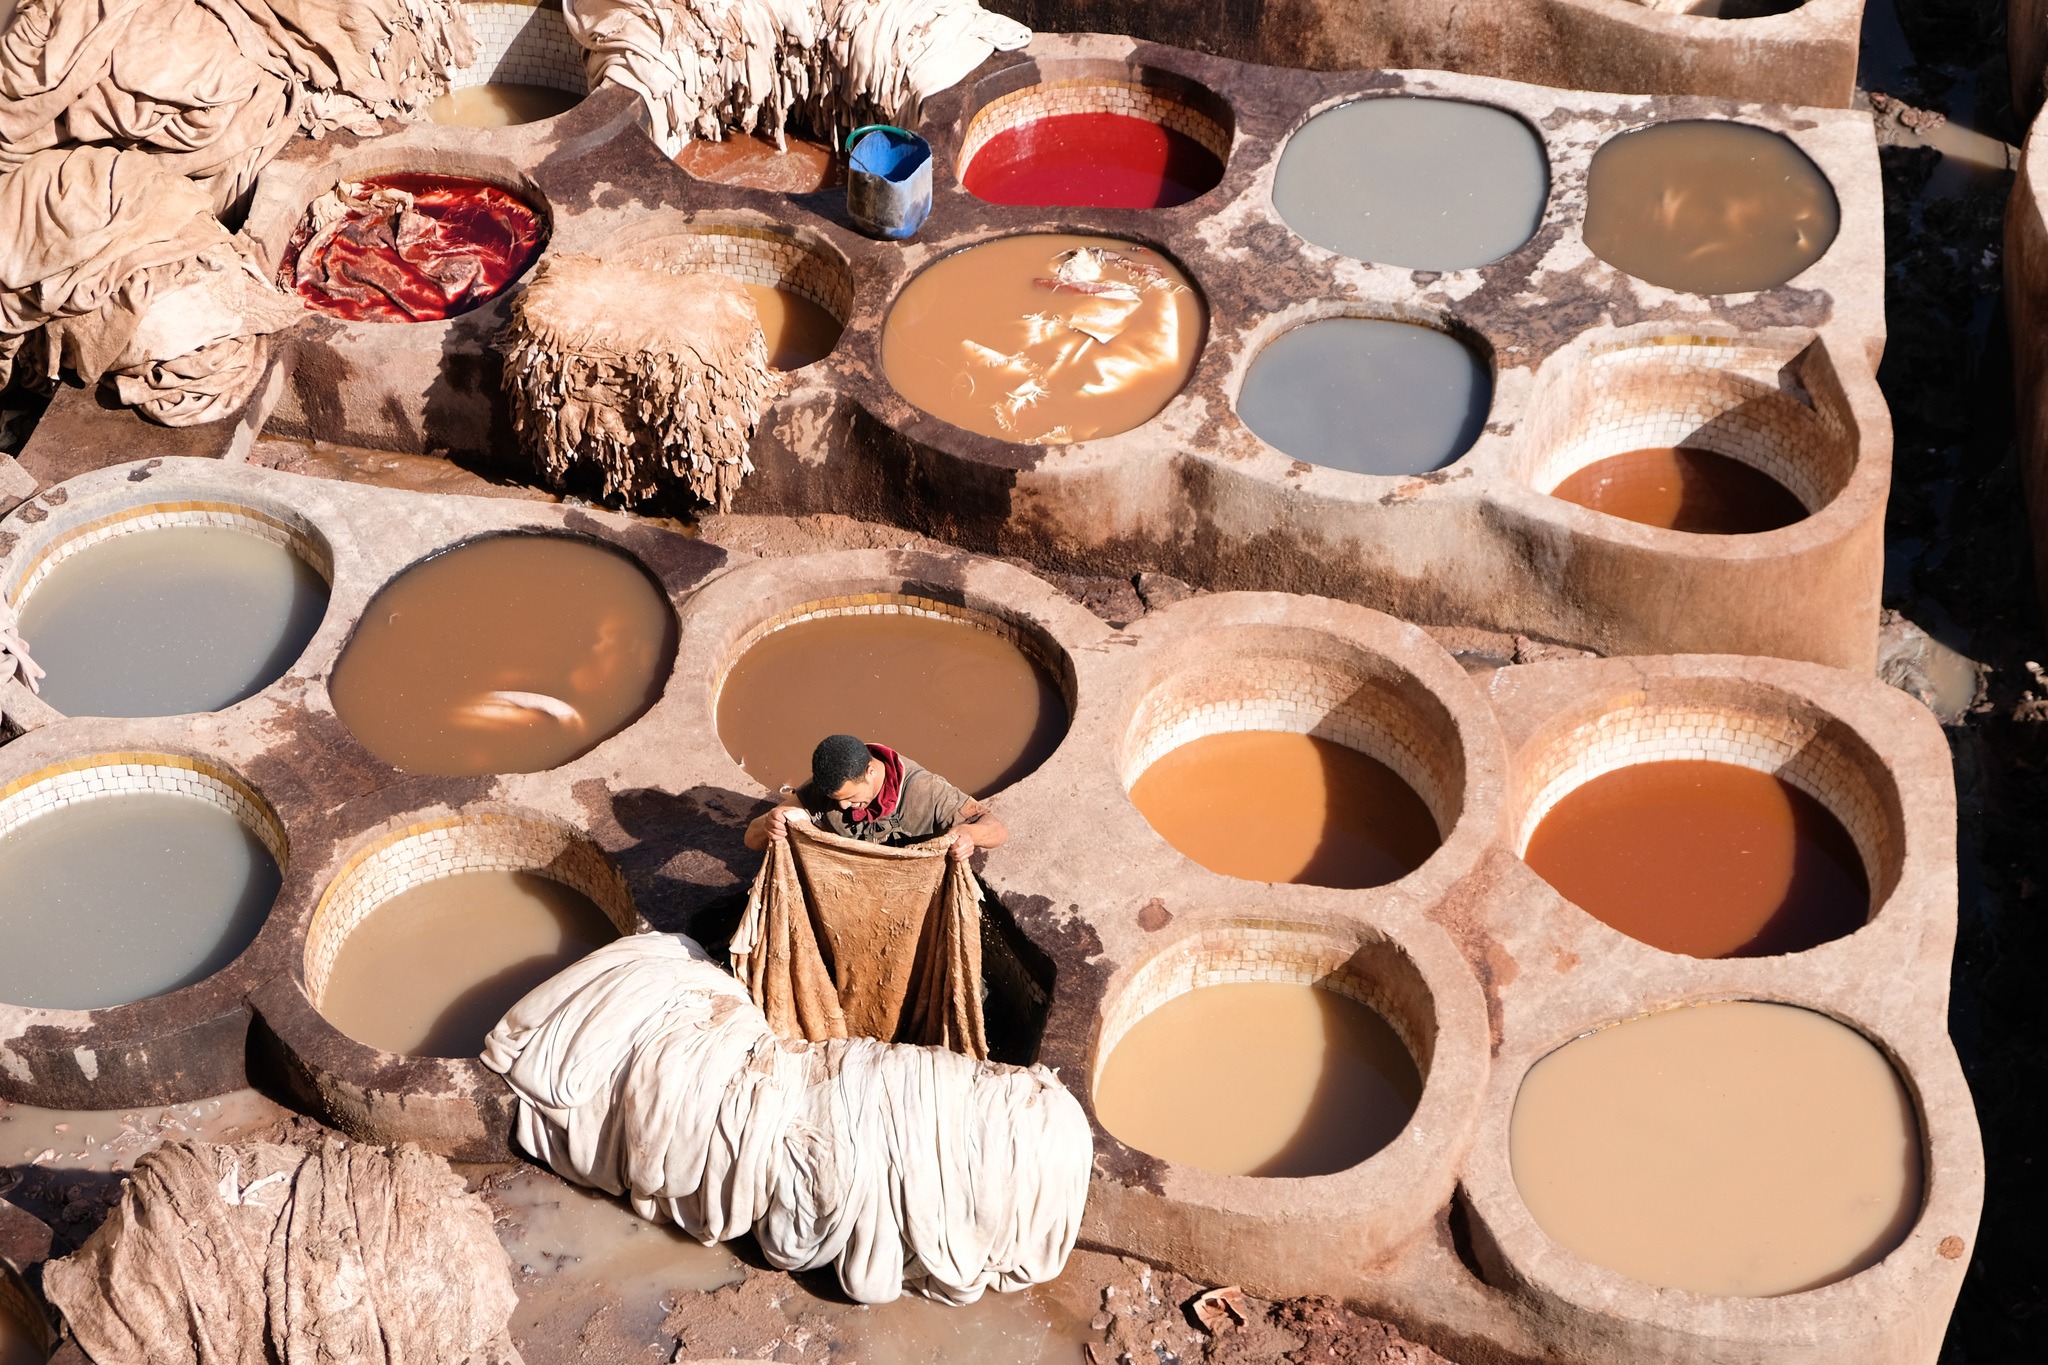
[963,112,1223,209]
[287,173,545,323]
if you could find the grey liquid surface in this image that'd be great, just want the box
[0,793,280,1009]
[18,527,327,717]
[1237,318,1491,474]
[1273,98,1549,270]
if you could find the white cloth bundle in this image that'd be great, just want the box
[480,932,1093,1305]
[562,0,1028,157]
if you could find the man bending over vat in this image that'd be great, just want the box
[744,732,1009,861]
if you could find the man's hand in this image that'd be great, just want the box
[767,807,790,842]
[949,830,974,862]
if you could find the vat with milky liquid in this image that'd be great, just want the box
[428,83,580,126]
[964,112,1224,208]
[881,234,1204,444]
[316,870,619,1058]
[1582,120,1840,295]
[1510,1001,1922,1297]
[17,525,327,718]
[0,792,280,1010]
[1274,97,1549,270]
[1094,981,1421,1176]
[328,534,676,776]
[1129,730,1440,887]
[1523,759,1868,957]
[1548,446,1810,534]
[1236,318,1491,475]
[718,608,1067,796]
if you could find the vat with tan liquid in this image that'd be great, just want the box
[1549,446,1809,534]
[428,83,580,126]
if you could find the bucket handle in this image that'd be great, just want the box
[846,124,911,157]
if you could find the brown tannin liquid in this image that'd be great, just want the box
[1511,1001,1922,1297]
[1094,981,1421,1177]
[329,535,675,776]
[428,83,581,127]
[742,283,843,370]
[718,612,1067,796]
[881,234,1203,444]
[318,870,618,1057]
[1550,446,1809,534]
[1582,120,1840,294]
[1129,731,1440,888]
[1524,760,1867,957]
[674,130,845,193]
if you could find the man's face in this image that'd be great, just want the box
[828,758,886,810]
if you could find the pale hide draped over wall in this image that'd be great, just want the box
[481,932,1092,1306]
[562,0,1031,157]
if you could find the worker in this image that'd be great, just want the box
[744,733,1008,862]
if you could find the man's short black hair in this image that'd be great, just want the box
[810,734,873,794]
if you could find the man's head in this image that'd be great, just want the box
[811,734,883,809]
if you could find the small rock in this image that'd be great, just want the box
[1134,572,1198,612]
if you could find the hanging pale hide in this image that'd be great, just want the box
[732,815,988,1057]
[0,146,302,425]
[480,932,1091,1305]
[499,252,782,510]
[561,0,1030,158]
[42,1139,523,1365]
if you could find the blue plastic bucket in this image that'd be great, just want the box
[846,125,933,240]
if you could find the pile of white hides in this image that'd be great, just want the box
[480,932,1094,1305]
[562,0,1030,157]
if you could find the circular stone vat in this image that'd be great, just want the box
[328,533,677,777]
[429,2,588,126]
[1237,318,1491,476]
[307,815,636,1058]
[1510,1001,1922,1296]
[0,1265,50,1365]
[1273,97,1548,270]
[674,130,846,194]
[9,503,329,717]
[1516,685,1896,957]
[284,173,547,322]
[0,756,285,1010]
[1094,924,1432,1177]
[1583,120,1840,295]
[608,224,852,371]
[717,594,1071,796]
[960,73,1230,208]
[882,233,1205,444]
[1513,334,1855,534]
[1123,628,1461,887]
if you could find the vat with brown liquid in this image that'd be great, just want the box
[1094,981,1422,1177]
[1550,446,1809,534]
[742,282,843,370]
[1582,120,1840,295]
[674,130,844,193]
[1129,731,1440,888]
[328,534,676,776]
[1510,1001,1922,1297]
[717,612,1067,796]
[428,84,581,127]
[1523,759,1868,957]
[317,870,618,1057]
[881,233,1204,444]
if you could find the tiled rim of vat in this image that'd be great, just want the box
[0,495,336,726]
[237,144,555,300]
[1226,301,1498,477]
[1456,991,1980,1352]
[956,60,1236,200]
[324,525,683,775]
[672,548,1115,798]
[1507,671,1909,951]
[1114,595,1500,893]
[876,226,1213,446]
[597,213,858,342]
[1072,909,1492,1270]
[445,1,589,119]
[255,806,648,1160]
[0,749,297,1106]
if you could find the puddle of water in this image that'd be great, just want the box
[0,1090,289,1175]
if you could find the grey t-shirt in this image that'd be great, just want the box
[799,757,972,846]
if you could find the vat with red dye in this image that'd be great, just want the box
[962,112,1224,209]
[284,173,547,324]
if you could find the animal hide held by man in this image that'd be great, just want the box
[731,815,989,1057]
